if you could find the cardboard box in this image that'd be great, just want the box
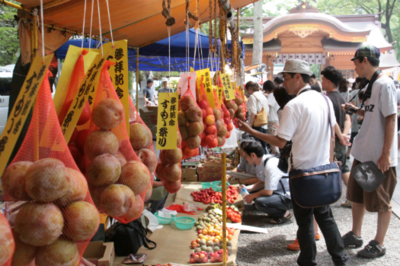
[83,241,114,266]
[139,107,158,137]
[182,168,197,182]
[197,162,234,182]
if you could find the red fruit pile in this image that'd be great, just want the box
[190,251,209,263]
[198,100,218,148]
[227,206,242,223]
[190,186,238,204]
[210,250,229,263]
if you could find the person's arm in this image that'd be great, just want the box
[243,189,273,203]
[153,180,164,188]
[248,113,255,127]
[246,181,264,192]
[334,123,351,146]
[377,114,396,172]
[342,103,365,117]
[343,114,351,136]
[238,120,287,148]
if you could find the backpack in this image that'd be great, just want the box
[105,217,156,256]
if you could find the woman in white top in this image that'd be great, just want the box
[263,80,280,154]
[245,81,269,154]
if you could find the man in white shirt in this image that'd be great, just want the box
[245,81,269,153]
[342,45,397,259]
[239,59,350,266]
[239,140,292,224]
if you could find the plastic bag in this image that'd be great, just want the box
[178,85,203,159]
[85,61,148,223]
[2,75,99,266]
[197,78,218,148]
[0,212,14,266]
[127,96,156,198]
[155,127,182,194]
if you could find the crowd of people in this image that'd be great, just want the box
[231,45,398,265]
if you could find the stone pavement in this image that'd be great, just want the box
[236,155,400,266]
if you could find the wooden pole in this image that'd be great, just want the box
[221,152,227,266]
[219,8,226,73]
[136,47,139,110]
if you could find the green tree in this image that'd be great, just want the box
[0,0,19,65]
[317,0,400,60]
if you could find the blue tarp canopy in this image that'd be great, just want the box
[55,29,244,72]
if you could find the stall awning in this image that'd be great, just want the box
[16,0,257,48]
[55,29,244,71]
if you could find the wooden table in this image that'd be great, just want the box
[113,183,240,266]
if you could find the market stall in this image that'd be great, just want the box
[0,0,250,265]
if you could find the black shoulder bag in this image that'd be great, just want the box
[105,218,156,256]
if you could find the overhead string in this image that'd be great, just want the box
[186,10,190,73]
[168,26,171,86]
[96,0,103,56]
[81,0,87,49]
[39,0,45,61]
[105,0,114,47]
[89,0,94,50]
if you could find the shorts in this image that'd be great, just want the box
[334,139,349,173]
[350,132,358,146]
[347,159,397,212]
[267,121,279,135]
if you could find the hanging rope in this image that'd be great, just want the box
[39,0,45,59]
[208,0,214,53]
[89,0,94,50]
[105,0,114,46]
[213,0,217,52]
[168,26,171,82]
[96,0,103,56]
[195,0,200,29]
[162,0,175,27]
[81,0,87,48]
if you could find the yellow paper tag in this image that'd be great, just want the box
[0,55,54,177]
[190,67,195,73]
[103,40,130,136]
[58,52,110,145]
[220,73,235,101]
[203,69,215,109]
[215,85,222,104]
[156,92,178,150]
[53,46,98,115]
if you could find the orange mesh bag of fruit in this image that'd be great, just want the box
[179,84,202,159]
[0,212,14,266]
[155,126,183,194]
[197,78,218,148]
[2,76,99,266]
[127,96,156,201]
[57,51,91,128]
[84,61,149,223]
[212,89,229,147]
[232,88,246,128]
[58,52,92,176]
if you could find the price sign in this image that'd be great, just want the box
[103,40,129,134]
[156,93,178,150]
[220,73,235,101]
[0,54,54,177]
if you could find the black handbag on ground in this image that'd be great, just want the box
[105,218,156,256]
[289,93,342,208]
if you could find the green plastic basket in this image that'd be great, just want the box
[211,181,230,192]
[154,212,175,225]
[201,182,213,189]
[174,216,196,230]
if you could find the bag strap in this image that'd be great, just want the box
[129,220,157,250]
[263,156,288,195]
[322,94,334,138]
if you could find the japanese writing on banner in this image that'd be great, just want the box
[0,54,54,179]
[215,85,222,104]
[203,69,216,109]
[53,46,98,116]
[220,73,235,101]
[57,52,110,145]
[156,92,178,150]
[103,40,129,135]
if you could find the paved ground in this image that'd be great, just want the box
[236,155,400,266]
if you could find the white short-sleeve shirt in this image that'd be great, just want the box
[268,93,280,123]
[247,91,270,117]
[277,86,336,169]
[351,75,398,167]
[255,155,290,197]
